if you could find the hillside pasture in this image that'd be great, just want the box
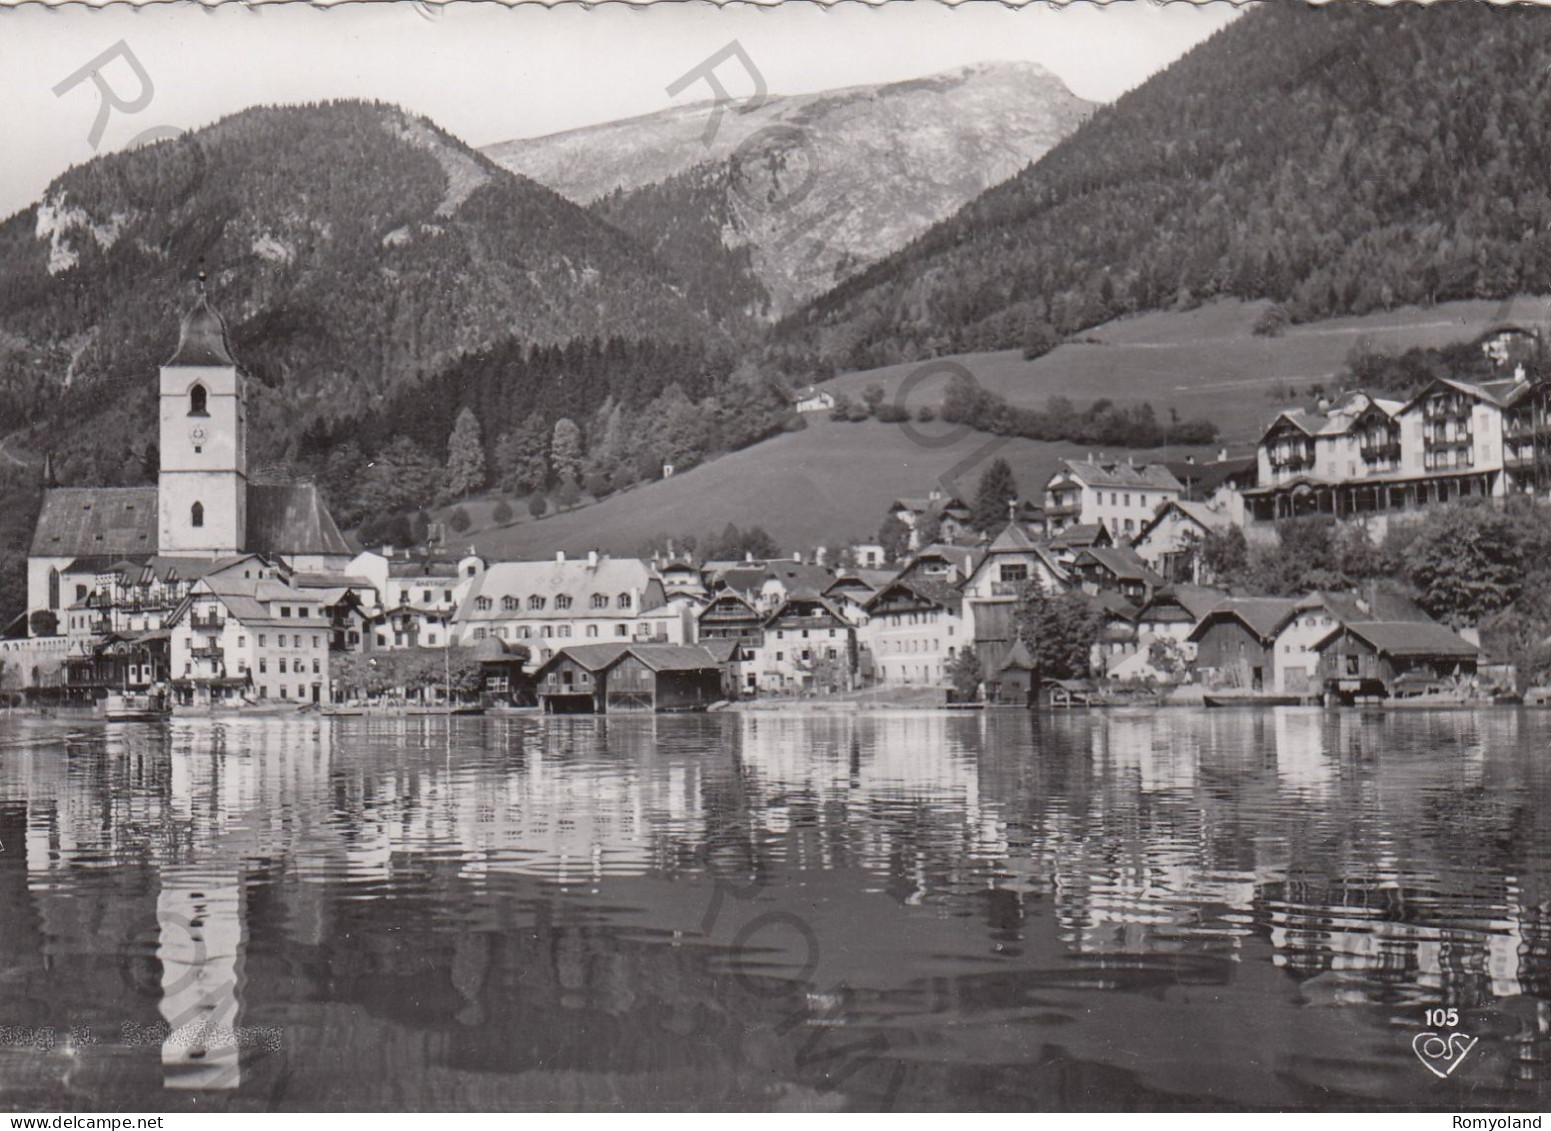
[818,297,1551,443]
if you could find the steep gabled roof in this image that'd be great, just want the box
[1053,459,1183,493]
[31,487,158,558]
[622,644,722,672]
[997,639,1036,672]
[536,642,632,674]
[246,483,351,558]
[1076,546,1164,586]
[863,576,963,613]
[1187,597,1301,643]
[1134,500,1233,545]
[1313,620,1478,659]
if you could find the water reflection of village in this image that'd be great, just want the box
[0,710,1547,1110]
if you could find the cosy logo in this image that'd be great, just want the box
[1413,1031,1478,1079]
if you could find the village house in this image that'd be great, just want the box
[1314,621,1480,700]
[849,541,888,569]
[697,588,766,646]
[794,387,837,413]
[289,571,381,653]
[348,549,484,650]
[821,574,882,627]
[1131,500,1236,584]
[747,592,856,694]
[1133,584,1226,648]
[888,489,974,549]
[452,552,685,665]
[859,577,970,687]
[534,642,723,713]
[704,556,836,613]
[166,559,331,706]
[1043,458,1184,538]
[960,524,1069,679]
[1187,597,1302,692]
[1163,453,1259,526]
[1069,546,1165,605]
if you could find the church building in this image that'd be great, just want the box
[27,295,352,633]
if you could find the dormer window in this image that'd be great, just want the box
[555,594,572,610]
[529,595,546,610]
[189,384,208,416]
[475,596,493,611]
[617,593,632,609]
[591,593,608,609]
[501,595,518,611]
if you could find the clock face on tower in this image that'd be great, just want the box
[189,425,207,444]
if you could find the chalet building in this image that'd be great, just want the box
[1134,585,1226,647]
[822,574,886,627]
[452,552,686,665]
[701,637,756,699]
[748,592,856,694]
[348,549,483,650]
[888,489,973,549]
[534,643,723,713]
[1046,523,1114,571]
[895,544,981,587]
[1069,546,1164,605]
[1131,500,1235,584]
[1044,458,1183,538]
[1314,621,1479,699]
[697,589,766,645]
[29,297,351,631]
[849,541,887,569]
[961,524,1069,679]
[166,561,331,706]
[1242,380,1536,540]
[289,571,380,653]
[860,577,970,687]
[466,637,534,706]
[1187,598,1302,692]
[1091,591,1141,675]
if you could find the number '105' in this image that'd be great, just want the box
[1426,1008,1459,1028]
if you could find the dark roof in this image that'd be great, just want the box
[166,297,237,367]
[701,639,743,663]
[1077,546,1163,585]
[246,483,351,557]
[30,487,158,557]
[537,642,632,673]
[1052,523,1112,549]
[998,640,1036,671]
[466,637,530,663]
[1317,621,1478,658]
[1143,584,1227,623]
[864,576,962,612]
[624,644,722,672]
[1188,597,1300,643]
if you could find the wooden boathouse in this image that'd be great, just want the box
[535,643,724,714]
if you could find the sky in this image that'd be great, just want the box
[0,0,1242,220]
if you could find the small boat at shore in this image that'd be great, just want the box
[1203,691,1306,708]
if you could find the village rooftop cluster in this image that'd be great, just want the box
[2,300,1534,714]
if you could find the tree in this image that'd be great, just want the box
[915,511,943,547]
[861,385,886,415]
[443,406,486,500]
[1402,503,1528,625]
[950,646,982,701]
[972,458,1019,534]
[529,494,549,520]
[361,435,439,514]
[551,418,584,485]
[494,418,551,494]
[1013,585,1100,681]
[878,513,911,563]
[28,610,57,637]
[492,498,514,525]
[448,505,472,534]
[1147,637,1189,682]
[555,479,582,510]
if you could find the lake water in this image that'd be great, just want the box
[0,708,1548,1112]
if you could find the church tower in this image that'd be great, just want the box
[158,290,247,557]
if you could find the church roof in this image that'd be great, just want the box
[246,484,351,557]
[166,297,237,367]
[30,488,158,558]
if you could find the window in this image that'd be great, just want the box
[502,595,518,611]
[280,686,288,699]
[559,625,572,638]
[299,607,309,618]
[426,634,437,646]
[615,624,628,637]
[476,597,493,611]
[474,628,487,640]
[1000,563,1029,583]
[529,596,546,610]
[586,624,599,638]
[191,502,204,528]
[258,634,267,648]
[444,589,453,603]
[238,636,246,648]
[617,593,632,609]
[298,685,306,699]
[519,627,532,639]
[542,626,553,637]
[312,659,320,674]
[376,634,387,647]
[1345,654,1360,676]
[259,658,267,673]
[591,593,608,609]
[259,686,268,699]
[279,658,287,673]
[556,594,572,610]
[312,635,319,648]
[189,384,208,415]
[75,584,87,603]
[280,606,292,618]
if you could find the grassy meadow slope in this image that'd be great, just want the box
[819,298,1551,443]
[456,416,1193,561]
